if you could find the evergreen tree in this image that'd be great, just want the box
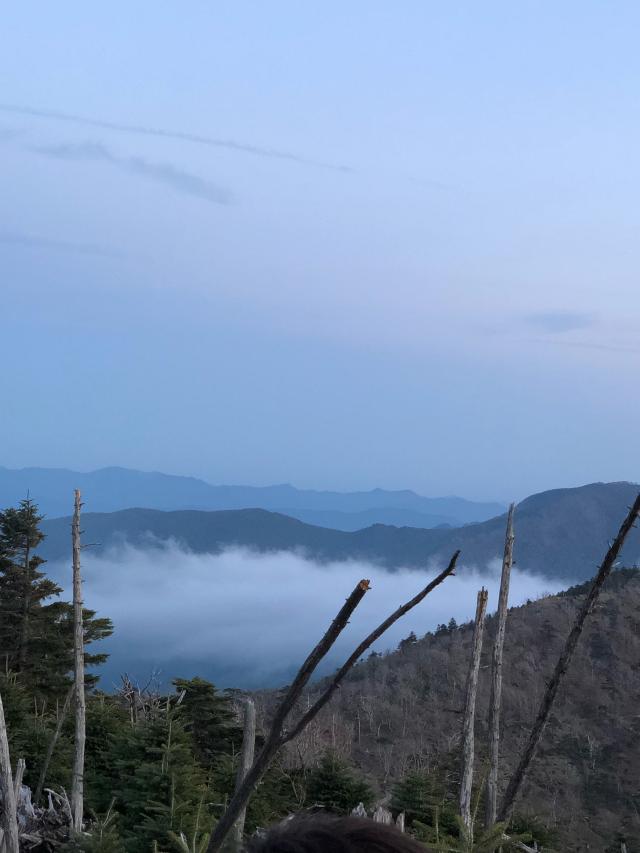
[391,771,457,836]
[109,701,212,853]
[173,677,241,770]
[306,752,373,815]
[0,500,113,700]
[398,631,418,652]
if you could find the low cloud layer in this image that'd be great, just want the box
[52,543,569,690]
[33,140,231,205]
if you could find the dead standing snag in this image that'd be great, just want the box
[485,504,515,829]
[459,587,488,835]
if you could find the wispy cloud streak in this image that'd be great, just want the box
[1,103,353,173]
[523,311,595,334]
[0,229,121,258]
[33,141,231,205]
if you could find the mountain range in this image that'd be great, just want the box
[38,480,640,581]
[0,466,504,529]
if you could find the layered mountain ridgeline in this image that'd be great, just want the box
[261,569,640,851]
[0,466,503,528]
[39,482,640,581]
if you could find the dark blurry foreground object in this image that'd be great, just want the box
[247,815,427,853]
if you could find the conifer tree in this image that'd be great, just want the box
[173,678,241,770]
[306,752,373,815]
[0,500,113,701]
[110,702,212,853]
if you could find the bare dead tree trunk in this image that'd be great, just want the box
[12,759,25,802]
[35,684,74,804]
[485,504,515,829]
[231,698,256,848]
[18,536,31,673]
[70,490,85,833]
[0,691,19,853]
[499,492,640,823]
[459,587,488,836]
[205,552,459,853]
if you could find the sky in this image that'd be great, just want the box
[2,1,640,502]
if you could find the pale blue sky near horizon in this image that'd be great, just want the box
[1,1,639,502]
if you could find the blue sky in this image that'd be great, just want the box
[1,1,639,501]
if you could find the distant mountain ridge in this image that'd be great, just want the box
[38,481,640,582]
[0,466,504,528]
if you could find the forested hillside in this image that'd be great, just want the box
[40,481,640,581]
[266,569,640,851]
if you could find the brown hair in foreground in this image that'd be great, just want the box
[246,815,427,853]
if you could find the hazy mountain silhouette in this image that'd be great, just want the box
[38,481,640,581]
[0,466,503,527]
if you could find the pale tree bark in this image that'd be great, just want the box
[485,504,515,829]
[35,684,74,804]
[205,552,459,853]
[499,492,640,823]
[12,759,25,802]
[0,691,19,853]
[459,587,488,837]
[70,490,86,833]
[231,697,256,848]
[18,535,31,673]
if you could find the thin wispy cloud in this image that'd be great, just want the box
[33,140,231,205]
[0,229,121,258]
[523,311,596,334]
[529,337,640,355]
[1,102,353,173]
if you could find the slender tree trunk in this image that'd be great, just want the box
[12,758,25,802]
[459,587,488,837]
[0,691,19,853]
[35,684,74,804]
[70,490,85,833]
[231,698,256,848]
[17,537,31,672]
[499,493,640,822]
[485,504,515,829]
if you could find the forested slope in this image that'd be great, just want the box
[271,570,640,851]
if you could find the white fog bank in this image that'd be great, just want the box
[53,543,570,689]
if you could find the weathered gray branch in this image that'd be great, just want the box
[206,552,459,853]
[231,698,256,848]
[0,690,19,852]
[485,504,515,828]
[70,490,86,832]
[459,587,488,835]
[284,550,460,745]
[499,492,640,822]
[205,577,371,853]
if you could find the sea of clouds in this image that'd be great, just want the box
[51,542,569,690]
